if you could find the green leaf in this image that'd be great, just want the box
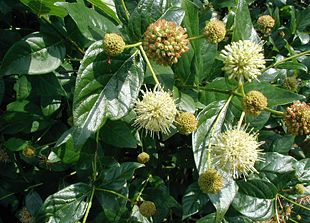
[127,0,169,41]
[295,159,310,182]
[86,0,121,24]
[0,32,66,76]
[14,75,31,100]
[182,182,209,220]
[232,0,260,42]
[56,0,118,42]
[36,183,90,223]
[192,100,229,174]
[276,61,308,73]
[208,174,238,223]
[160,6,185,25]
[196,213,216,223]
[20,0,67,17]
[4,138,28,152]
[100,120,137,148]
[237,179,278,199]
[255,152,297,174]
[244,82,305,106]
[297,6,310,32]
[25,191,43,216]
[73,41,144,147]
[0,79,4,104]
[232,192,274,220]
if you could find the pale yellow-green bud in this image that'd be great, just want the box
[283,76,299,92]
[257,15,275,34]
[139,201,156,217]
[23,146,36,157]
[103,33,125,56]
[295,184,305,195]
[243,91,268,116]
[204,20,226,44]
[175,112,198,135]
[137,152,150,164]
[198,169,224,194]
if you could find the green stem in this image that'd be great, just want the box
[263,50,310,72]
[288,217,299,223]
[0,192,15,201]
[120,0,130,20]
[237,112,245,130]
[125,42,142,48]
[274,197,281,223]
[264,107,284,116]
[0,182,44,201]
[206,94,234,168]
[139,45,160,86]
[278,194,310,211]
[82,187,95,223]
[188,34,205,41]
[135,174,152,202]
[182,85,243,97]
[95,188,133,203]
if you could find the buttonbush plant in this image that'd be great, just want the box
[0,0,309,222]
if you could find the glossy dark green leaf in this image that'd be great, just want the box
[127,0,169,41]
[295,159,310,182]
[244,82,305,106]
[86,0,121,24]
[36,183,90,223]
[73,40,144,147]
[196,213,216,223]
[182,182,209,220]
[297,6,310,32]
[232,192,273,221]
[232,0,260,42]
[276,61,308,73]
[56,0,118,42]
[100,120,137,148]
[255,152,297,174]
[237,179,278,199]
[25,191,43,216]
[208,174,238,223]
[4,138,28,152]
[114,0,139,24]
[20,0,67,17]
[192,100,229,174]
[245,111,270,131]
[0,32,66,76]
[160,6,185,25]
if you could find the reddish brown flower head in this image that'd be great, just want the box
[284,101,310,135]
[143,19,189,65]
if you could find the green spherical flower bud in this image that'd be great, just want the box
[204,20,226,44]
[257,15,275,34]
[283,76,299,92]
[295,184,305,195]
[175,112,198,135]
[296,215,302,221]
[143,19,189,65]
[198,169,224,194]
[137,152,150,164]
[243,91,268,116]
[103,33,125,56]
[284,101,310,135]
[139,201,156,217]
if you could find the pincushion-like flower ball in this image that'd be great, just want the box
[284,101,310,135]
[257,15,275,34]
[243,90,268,116]
[103,33,125,56]
[137,152,150,164]
[220,40,265,83]
[139,201,156,217]
[204,20,226,44]
[143,19,189,65]
[211,127,264,179]
[175,112,198,135]
[133,86,177,136]
[198,169,224,194]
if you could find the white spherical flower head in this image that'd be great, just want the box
[220,40,265,83]
[211,126,264,179]
[134,86,177,136]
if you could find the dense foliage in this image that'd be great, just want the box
[0,0,309,222]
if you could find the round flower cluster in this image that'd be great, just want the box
[198,169,224,194]
[23,146,36,157]
[18,207,33,223]
[283,76,299,92]
[103,33,125,56]
[295,184,305,195]
[257,15,275,34]
[143,19,189,65]
[133,86,177,136]
[204,20,226,44]
[139,201,156,217]
[220,40,266,83]
[211,126,264,179]
[175,112,198,135]
[137,152,150,164]
[284,101,310,135]
[243,90,268,116]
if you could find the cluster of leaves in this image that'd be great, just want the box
[0,0,309,222]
